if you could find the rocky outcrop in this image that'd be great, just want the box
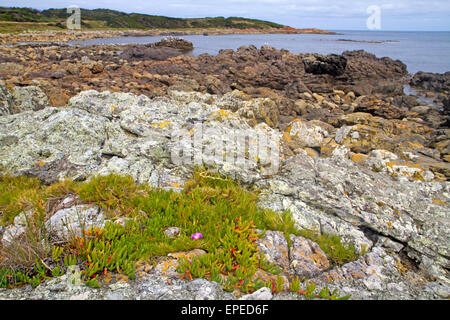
[153,37,194,52]
[0,89,448,292]
[0,44,408,106]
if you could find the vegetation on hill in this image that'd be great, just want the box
[0,7,287,30]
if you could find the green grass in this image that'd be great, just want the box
[297,229,362,266]
[0,171,357,297]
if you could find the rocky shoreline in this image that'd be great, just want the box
[0,36,449,300]
[0,27,335,46]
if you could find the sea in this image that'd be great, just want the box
[68,30,450,75]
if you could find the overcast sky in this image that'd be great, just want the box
[5,0,450,31]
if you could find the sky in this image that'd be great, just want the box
[4,0,450,31]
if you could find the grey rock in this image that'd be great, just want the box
[0,85,50,116]
[45,204,105,240]
[289,235,330,278]
[239,287,273,300]
[256,230,290,273]
[164,227,181,238]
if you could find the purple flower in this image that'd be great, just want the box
[191,233,203,240]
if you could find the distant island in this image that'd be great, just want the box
[0,7,334,34]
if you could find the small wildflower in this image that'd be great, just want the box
[191,233,203,240]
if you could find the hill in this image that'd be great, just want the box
[0,7,287,30]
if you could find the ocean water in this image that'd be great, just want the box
[70,30,450,74]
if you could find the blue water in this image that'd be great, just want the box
[70,30,450,74]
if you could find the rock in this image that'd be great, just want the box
[0,107,112,173]
[1,223,26,246]
[90,62,104,74]
[283,119,329,149]
[376,236,404,253]
[401,95,419,108]
[120,46,182,61]
[0,84,13,115]
[256,230,290,273]
[411,105,431,115]
[164,227,181,238]
[67,90,152,119]
[217,90,279,127]
[0,85,50,115]
[45,203,105,240]
[289,235,330,278]
[365,149,435,182]
[153,249,207,279]
[50,70,67,79]
[183,278,227,300]
[310,247,440,299]
[239,287,273,300]
[410,71,450,93]
[0,211,35,246]
[0,265,237,300]
[303,54,347,76]
[153,37,194,52]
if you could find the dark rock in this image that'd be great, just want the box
[153,37,194,52]
[50,70,67,79]
[21,156,87,185]
[303,54,347,76]
[120,46,182,61]
[410,71,450,92]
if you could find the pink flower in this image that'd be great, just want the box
[191,233,203,240]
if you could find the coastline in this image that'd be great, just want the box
[0,27,336,45]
